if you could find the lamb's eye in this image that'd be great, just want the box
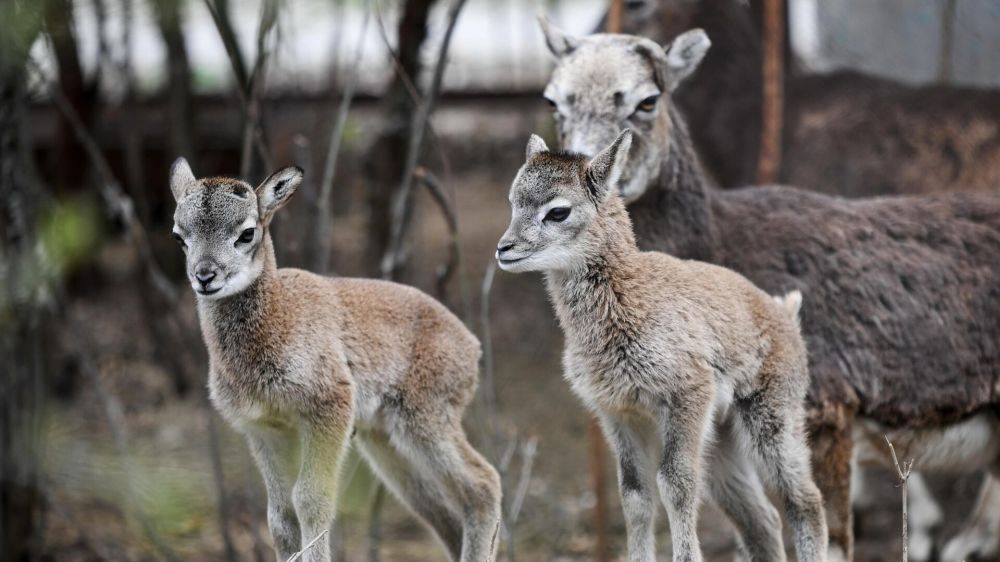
[237,228,255,245]
[172,232,186,247]
[544,207,571,223]
[635,94,660,114]
[544,97,557,110]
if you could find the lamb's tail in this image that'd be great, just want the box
[772,290,803,325]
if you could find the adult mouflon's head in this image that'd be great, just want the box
[169,158,302,299]
[539,17,709,203]
[496,129,632,274]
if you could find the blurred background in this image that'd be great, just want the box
[1,0,997,560]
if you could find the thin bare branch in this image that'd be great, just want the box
[31,57,178,304]
[884,435,915,562]
[240,0,279,178]
[371,0,423,107]
[312,4,371,273]
[286,530,329,562]
[380,0,470,279]
[508,437,538,523]
[479,260,498,415]
[503,436,539,562]
[203,0,249,89]
[415,167,470,317]
[204,0,275,177]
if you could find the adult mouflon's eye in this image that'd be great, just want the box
[237,227,255,245]
[635,94,660,114]
[544,207,571,223]
[172,232,186,247]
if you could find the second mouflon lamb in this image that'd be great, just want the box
[496,130,827,562]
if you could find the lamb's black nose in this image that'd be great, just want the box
[195,267,216,286]
[497,242,515,254]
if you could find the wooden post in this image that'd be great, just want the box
[756,0,784,184]
[606,0,623,34]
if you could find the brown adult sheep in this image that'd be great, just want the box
[610,0,1000,197]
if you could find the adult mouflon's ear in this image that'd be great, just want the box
[170,157,196,201]
[662,28,711,91]
[256,166,303,223]
[538,15,580,59]
[526,134,549,160]
[586,129,632,200]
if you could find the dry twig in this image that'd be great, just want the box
[312,4,371,273]
[204,0,276,177]
[286,530,329,562]
[414,167,471,319]
[31,57,178,305]
[380,0,470,279]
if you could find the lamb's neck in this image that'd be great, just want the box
[627,105,717,261]
[198,235,280,368]
[545,205,643,331]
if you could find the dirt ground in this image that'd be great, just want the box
[37,101,988,562]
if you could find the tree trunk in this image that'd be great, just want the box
[363,0,437,273]
[44,0,96,193]
[1,2,46,558]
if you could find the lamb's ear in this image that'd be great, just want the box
[526,134,549,161]
[170,157,196,201]
[255,166,303,223]
[661,28,711,91]
[586,129,632,200]
[538,15,579,59]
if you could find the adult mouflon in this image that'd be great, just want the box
[537,20,1000,561]
[169,159,501,562]
[497,131,827,562]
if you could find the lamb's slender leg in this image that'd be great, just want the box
[293,420,352,562]
[598,412,656,562]
[740,403,827,562]
[655,389,714,562]
[245,425,302,561]
[397,423,502,562]
[708,419,786,562]
[940,471,1000,562]
[810,421,854,562]
[905,472,942,562]
[355,428,463,559]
